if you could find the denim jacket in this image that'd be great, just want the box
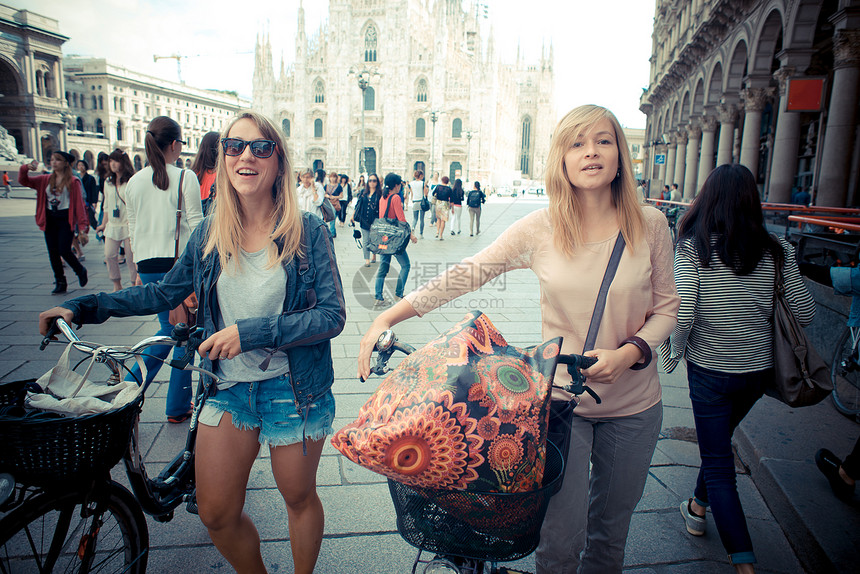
[62,212,347,418]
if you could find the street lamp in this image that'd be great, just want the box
[463,130,477,182]
[357,71,371,174]
[429,111,439,181]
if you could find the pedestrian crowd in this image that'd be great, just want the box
[21,103,853,574]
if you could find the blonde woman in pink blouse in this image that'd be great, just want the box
[358,105,679,574]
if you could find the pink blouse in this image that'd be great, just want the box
[405,206,680,418]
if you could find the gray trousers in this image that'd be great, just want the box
[536,401,663,574]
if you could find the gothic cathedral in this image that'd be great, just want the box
[252,0,555,186]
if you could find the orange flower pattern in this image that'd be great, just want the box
[331,311,561,493]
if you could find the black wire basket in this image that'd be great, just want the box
[0,378,142,486]
[387,441,564,563]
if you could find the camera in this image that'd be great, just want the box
[113,208,120,218]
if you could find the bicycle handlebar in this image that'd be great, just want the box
[41,317,210,380]
[363,330,602,403]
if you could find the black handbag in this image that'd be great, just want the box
[766,257,832,407]
[320,198,336,223]
[367,196,411,255]
[420,196,430,212]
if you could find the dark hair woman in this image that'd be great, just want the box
[661,164,815,573]
[351,172,381,265]
[193,130,220,215]
[19,152,90,294]
[372,173,417,308]
[96,149,138,291]
[123,116,203,422]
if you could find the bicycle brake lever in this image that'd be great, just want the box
[169,329,205,370]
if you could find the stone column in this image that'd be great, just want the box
[768,66,802,203]
[665,135,678,188]
[697,116,718,192]
[818,30,860,207]
[675,130,688,197]
[740,87,773,174]
[684,123,702,200]
[716,104,738,166]
[657,144,667,183]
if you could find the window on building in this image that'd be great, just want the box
[116,120,123,141]
[76,117,84,131]
[452,118,462,138]
[520,116,531,175]
[416,118,425,138]
[449,161,462,182]
[113,96,118,111]
[282,118,291,138]
[120,98,125,112]
[134,103,139,114]
[364,86,375,111]
[92,95,97,109]
[35,71,43,96]
[135,129,141,143]
[631,143,640,155]
[364,24,378,62]
[96,118,104,134]
[98,96,103,110]
[73,93,78,107]
[65,91,70,104]
[416,78,428,102]
[43,72,53,97]
[314,118,323,138]
[314,80,325,104]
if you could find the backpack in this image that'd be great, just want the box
[467,190,482,208]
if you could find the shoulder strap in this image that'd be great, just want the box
[383,195,393,218]
[582,233,626,353]
[174,169,186,260]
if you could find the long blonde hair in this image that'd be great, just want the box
[546,105,644,256]
[203,111,303,270]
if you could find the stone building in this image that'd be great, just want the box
[252,0,555,185]
[63,58,250,171]
[0,4,67,163]
[640,0,860,207]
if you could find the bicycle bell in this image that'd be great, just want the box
[376,330,395,352]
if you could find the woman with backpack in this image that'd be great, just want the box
[466,180,486,236]
[351,173,381,266]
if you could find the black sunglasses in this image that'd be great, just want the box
[175,139,187,145]
[221,137,277,159]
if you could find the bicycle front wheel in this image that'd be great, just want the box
[0,480,148,574]
[831,325,860,417]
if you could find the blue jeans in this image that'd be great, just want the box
[687,361,770,566]
[411,207,425,235]
[374,251,410,300]
[125,271,193,417]
[328,219,337,237]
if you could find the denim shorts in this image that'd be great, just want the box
[198,373,336,448]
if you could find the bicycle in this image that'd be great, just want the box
[831,323,860,421]
[0,317,217,573]
[364,330,598,574]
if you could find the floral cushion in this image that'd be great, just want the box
[331,311,561,493]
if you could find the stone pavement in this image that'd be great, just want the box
[0,192,856,573]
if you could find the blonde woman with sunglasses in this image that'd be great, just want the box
[40,111,346,574]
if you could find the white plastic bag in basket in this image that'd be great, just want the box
[26,343,142,416]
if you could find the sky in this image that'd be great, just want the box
[16,0,656,128]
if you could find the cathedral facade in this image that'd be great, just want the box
[252,0,555,186]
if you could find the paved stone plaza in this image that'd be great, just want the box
[1,191,857,573]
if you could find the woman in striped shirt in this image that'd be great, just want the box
[661,164,815,573]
